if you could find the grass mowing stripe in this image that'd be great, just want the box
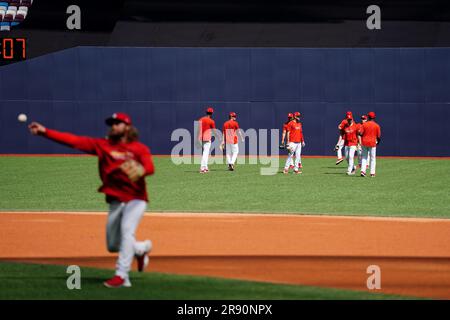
[0,262,417,300]
[0,156,449,218]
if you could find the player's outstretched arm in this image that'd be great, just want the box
[281,130,286,145]
[28,122,98,154]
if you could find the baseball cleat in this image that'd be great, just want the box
[347,172,355,175]
[371,174,376,177]
[136,240,152,272]
[230,164,235,171]
[336,158,344,165]
[361,171,366,177]
[103,276,131,288]
[199,169,206,174]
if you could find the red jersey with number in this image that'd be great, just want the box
[287,120,304,143]
[43,129,155,203]
[359,121,381,148]
[198,116,216,142]
[223,119,239,144]
[342,122,358,146]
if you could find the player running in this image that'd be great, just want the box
[197,107,216,173]
[358,111,381,177]
[280,113,294,170]
[28,112,154,288]
[335,111,353,165]
[221,112,244,171]
[341,114,359,175]
[283,112,305,174]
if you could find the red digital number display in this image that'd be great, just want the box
[1,38,27,62]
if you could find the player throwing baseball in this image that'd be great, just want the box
[28,112,154,288]
[221,112,244,171]
[197,107,216,173]
[283,111,305,174]
[358,111,381,177]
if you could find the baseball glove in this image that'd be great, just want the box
[279,144,285,149]
[120,159,145,182]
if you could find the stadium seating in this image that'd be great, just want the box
[0,0,32,31]
[0,21,10,31]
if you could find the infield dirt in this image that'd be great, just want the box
[1,212,449,299]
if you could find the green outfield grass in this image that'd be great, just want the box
[0,262,414,300]
[1,156,449,218]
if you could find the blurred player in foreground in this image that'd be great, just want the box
[335,111,353,165]
[283,112,305,174]
[197,107,216,173]
[359,111,381,177]
[29,113,154,288]
[221,112,244,171]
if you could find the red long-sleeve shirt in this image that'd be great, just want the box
[43,129,155,203]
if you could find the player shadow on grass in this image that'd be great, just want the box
[183,169,226,173]
[323,172,349,175]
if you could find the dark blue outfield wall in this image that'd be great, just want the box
[1,47,450,156]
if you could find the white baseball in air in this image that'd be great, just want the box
[18,113,28,122]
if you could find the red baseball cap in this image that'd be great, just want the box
[287,113,294,118]
[206,107,214,114]
[105,112,132,126]
[361,115,368,120]
[229,112,237,117]
[346,114,353,120]
[368,111,376,119]
[346,111,353,116]
[294,111,301,117]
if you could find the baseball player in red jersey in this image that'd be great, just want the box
[355,114,368,167]
[358,111,381,177]
[197,107,216,173]
[280,113,295,169]
[28,113,154,288]
[341,114,359,175]
[221,112,244,171]
[283,112,305,174]
[335,111,353,165]
[281,113,294,148]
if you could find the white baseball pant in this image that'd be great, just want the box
[357,146,370,166]
[361,146,377,175]
[344,146,357,174]
[107,200,149,280]
[284,142,302,171]
[337,139,345,159]
[200,141,211,170]
[226,143,239,165]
